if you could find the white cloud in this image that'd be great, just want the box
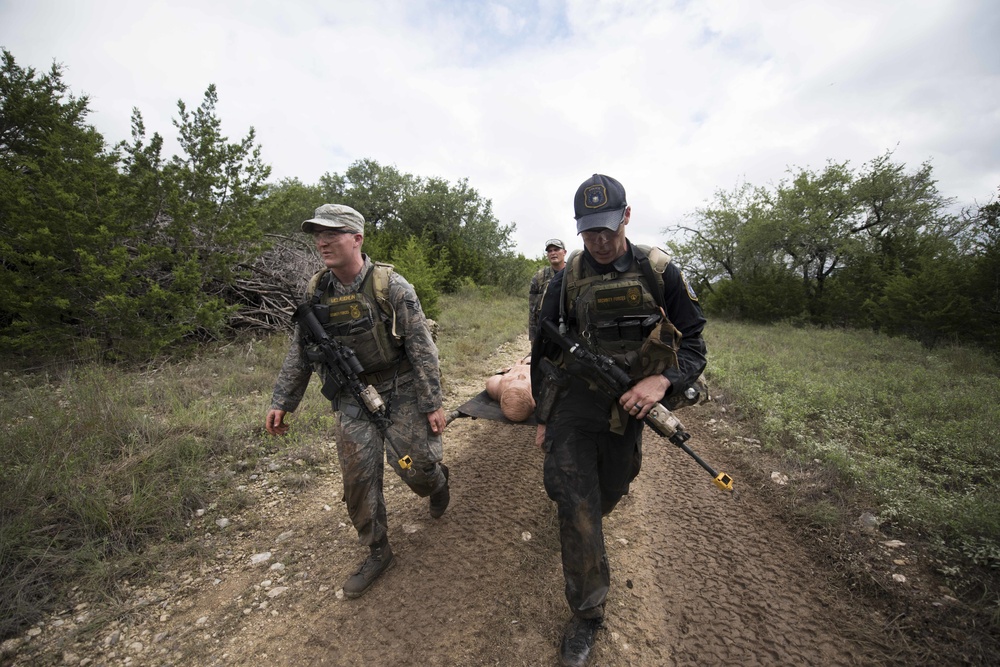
[2,0,998,259]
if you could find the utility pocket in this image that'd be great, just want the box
[313,303,331,325]
[534,357,568,423]
[638,320,681,377]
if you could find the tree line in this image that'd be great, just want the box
[667,154,999,350]
[0,49,539,363]
[3,46,997,365]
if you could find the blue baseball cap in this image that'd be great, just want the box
[574,174,627,233]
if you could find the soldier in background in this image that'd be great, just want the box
[265,204,450,599]
[528,238,567,341]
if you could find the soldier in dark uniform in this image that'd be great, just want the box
[528,238,567,341]
[265,204,450,599]
[530,175,707,667]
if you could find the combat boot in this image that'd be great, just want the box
[342,539,395,599]
[429,463,450,519]
[559,616,602,667]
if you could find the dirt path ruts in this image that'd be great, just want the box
[223,402,895,666]
[5,336,917,666]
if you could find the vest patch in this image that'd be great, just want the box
[594,285,644,310]
[326,296,364,324]
[328,294,357,305]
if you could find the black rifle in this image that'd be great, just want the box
[541,319,733,491]
[294,303,414,471]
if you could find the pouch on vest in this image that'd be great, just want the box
[593,314,654,342]
[638,318,682,377]
[310,300,375,337]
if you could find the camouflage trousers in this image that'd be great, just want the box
[541,411,643,618]
[334,378,446,547]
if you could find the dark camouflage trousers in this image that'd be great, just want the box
[334,376,446,547]
[542,411,643,619]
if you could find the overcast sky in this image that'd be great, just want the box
[3,0,999,257]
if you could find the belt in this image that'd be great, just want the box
[359,358,412,386]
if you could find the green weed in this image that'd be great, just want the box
[706,320,1000,576]
[0,294,529,640]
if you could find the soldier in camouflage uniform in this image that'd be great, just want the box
[530,176,707,667]
[265,204,450,599]
[528,238,567,341]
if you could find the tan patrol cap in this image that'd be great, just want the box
[301,204,365,234]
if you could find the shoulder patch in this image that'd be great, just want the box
[682,273,699,302]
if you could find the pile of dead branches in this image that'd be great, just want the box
[224,234,319,333]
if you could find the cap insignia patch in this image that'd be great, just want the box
[584,185,608,209]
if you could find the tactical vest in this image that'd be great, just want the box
[560,244,681,379]
[306,263,406,382]
[530,265,556,318]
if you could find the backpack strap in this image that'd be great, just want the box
[370,262,399,340]
[558,250,583,333]
[633,244,671,315]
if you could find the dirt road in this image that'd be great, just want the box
[4,337,964,666]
